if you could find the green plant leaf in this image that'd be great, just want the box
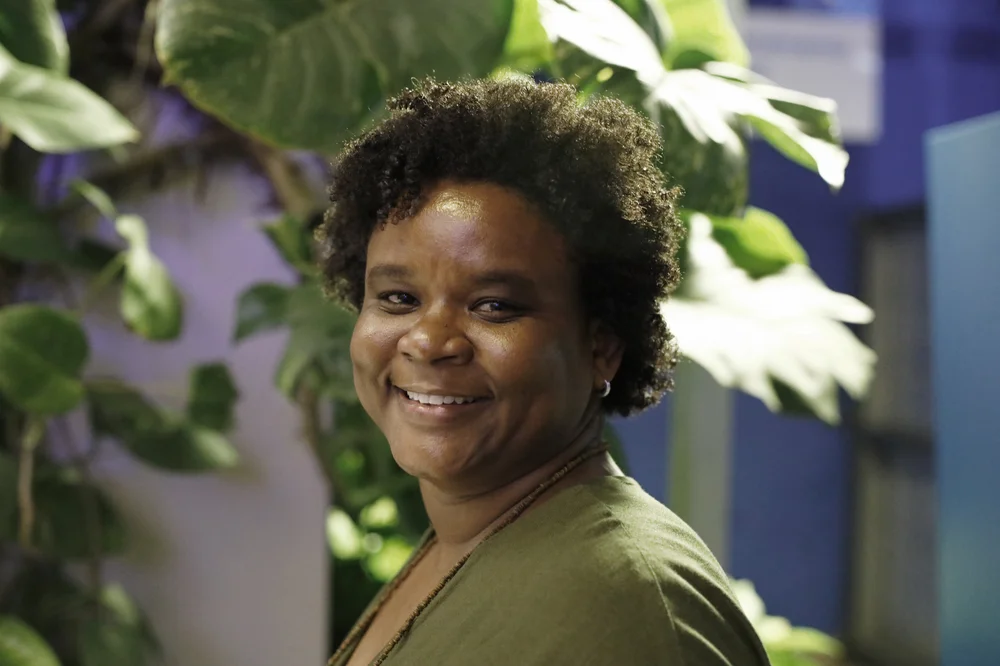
[703,62,843,146]
[115,214,184,341]
[539,1,847,191]
[0,43,138,153]
[663,213,875,424]
[71,180,119,220]
[0,193,72,263]
[87,381,239,472]
[0,616,61,666]
[186,362,239,432]
[0,0,69,72]
[262,214,314,275]
[156,0,515,153]
[498,0,554,72]
[273,282,356,398]
[659,0,748,67]
[233,282,292,342]
[0,304,88,414]
[78,585,158,666]
[32,468,128,558]
[700,206,808,278]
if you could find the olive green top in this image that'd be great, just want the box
[332,476,770,665]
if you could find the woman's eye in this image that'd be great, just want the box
[379,292,417,308]
[474,299,519,318]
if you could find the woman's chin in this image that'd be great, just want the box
[387,436,486,485]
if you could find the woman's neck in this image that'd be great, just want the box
[416,411,618,564]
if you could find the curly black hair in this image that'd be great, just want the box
[318,76,683,416]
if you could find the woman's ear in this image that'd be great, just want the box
[590,321,625,390]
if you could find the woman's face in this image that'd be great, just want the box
[350,180,620,491]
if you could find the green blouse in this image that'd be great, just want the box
[332,476,770,665]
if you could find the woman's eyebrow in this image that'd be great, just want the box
[470,270,537,294]
[366,264,411,282]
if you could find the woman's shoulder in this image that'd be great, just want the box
[480,476,770,665]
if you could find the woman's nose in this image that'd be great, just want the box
[397,307,473,364]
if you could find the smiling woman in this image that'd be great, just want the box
[317,76,770,666]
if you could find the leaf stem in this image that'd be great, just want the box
[16,417,46,549]
[77,251,128,315]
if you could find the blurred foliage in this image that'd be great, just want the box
[732,578,845,666]
[0,0,875,660]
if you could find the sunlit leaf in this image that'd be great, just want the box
[539,0,847,190]
[0,616,61,666]
[364,536,414,582]
[700,206,808,278]
[0,0,68,72]
[186,363,239,432]
[658,0,748,67]
[233,282,292,342]
[499,0,554,72]
[156,0,514,152]
[115,214,183,341]
[539,0,663,83]
[0,193,71,263]
[0,304,88,414]
[327,508,364,560]
[0,43,138,153]
[663,214,875,424]
[87,381,239,472]
[32,468,128,559]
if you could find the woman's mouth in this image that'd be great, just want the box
[391,385,490,420]
[402,390,481,406]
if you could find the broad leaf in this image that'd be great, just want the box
[87,381,239,472]
[186,363,239,432]
[539,0,847,190]
[700,206,808,278]
[0,0,68,72]
[0,43,138,153]
[274,283,356,398]
[659,0,748,67]
[115,214,183,341]
[32,468,128,558]
[233,282,292,342]
[156,0,515,153]
[0,616,61,666]
[262,214,314,275]
[0,304,88,414]
[79,585,159,666]
[703,61,843,146]
[0,193,72,263]
[499,0,554,72]
[663,213,875,424]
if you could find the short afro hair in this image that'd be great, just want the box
[318,76,683,416]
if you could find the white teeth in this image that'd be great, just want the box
[404,391,477,406]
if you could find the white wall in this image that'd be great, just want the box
[81,102,329,665]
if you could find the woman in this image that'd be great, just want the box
[319,76,770,666]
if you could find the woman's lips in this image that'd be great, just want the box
[391,385,491,420]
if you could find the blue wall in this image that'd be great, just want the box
[621,0,1000,636]
[732,0,1000,634]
